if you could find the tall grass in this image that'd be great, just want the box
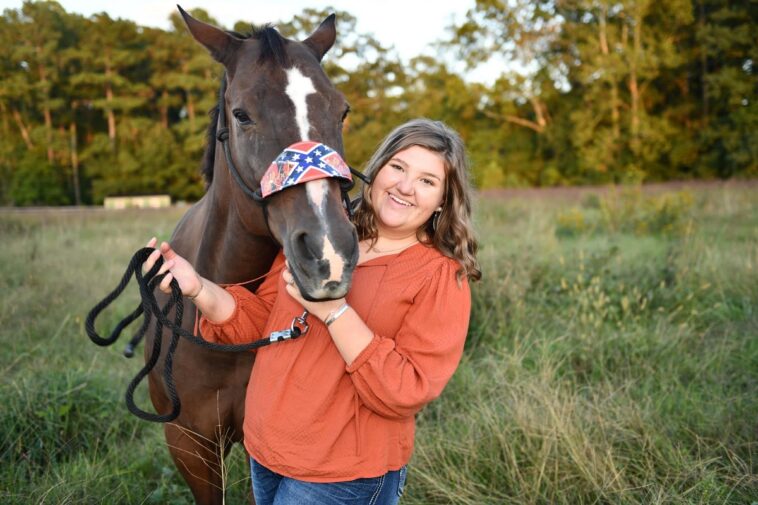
[0,208,249,504]
[1,184,756,504]
[409,185,757,504]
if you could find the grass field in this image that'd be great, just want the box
[1,182,756,504]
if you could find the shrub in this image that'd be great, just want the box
[555,188,695,238]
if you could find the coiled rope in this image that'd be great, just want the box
[85,247,308,422]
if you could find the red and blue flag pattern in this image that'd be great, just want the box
[261,141,352,198]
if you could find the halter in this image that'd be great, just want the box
[215,74,369,236]
[85,75,370,424]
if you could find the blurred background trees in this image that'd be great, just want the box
[0,0,754,205]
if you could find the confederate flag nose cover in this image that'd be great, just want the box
[260,141,352,198]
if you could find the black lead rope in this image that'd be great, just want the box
[89,74,369,423]
[85,247,309,422]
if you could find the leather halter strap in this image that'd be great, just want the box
[213,74,369,237]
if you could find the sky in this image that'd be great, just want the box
[0,0,502,84]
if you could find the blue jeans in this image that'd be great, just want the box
[250,457,407,505]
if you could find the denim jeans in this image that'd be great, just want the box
[250,457,407,505]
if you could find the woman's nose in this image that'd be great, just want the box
[396,175,413,194]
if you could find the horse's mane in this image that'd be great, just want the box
[201,25,289,186]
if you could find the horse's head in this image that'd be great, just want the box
[179,7,358,300]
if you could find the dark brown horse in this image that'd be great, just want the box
[148,8,358,503]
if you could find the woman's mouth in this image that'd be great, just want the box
[389,194,413,207]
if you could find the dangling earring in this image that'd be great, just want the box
[432,210,441,232]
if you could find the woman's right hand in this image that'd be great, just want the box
[143,237,203,298]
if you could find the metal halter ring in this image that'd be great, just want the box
[290,310,310,337]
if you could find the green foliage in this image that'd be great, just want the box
[446,0,755,184]
[696,0,758,177]
[8,151,71,205]
[555,189,695,237]
[0,1,755,206]
[1,371,144,475]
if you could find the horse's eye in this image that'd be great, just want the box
[233,109,255,126]
[341,105,351,123]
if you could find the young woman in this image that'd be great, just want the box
[144,118,480,504]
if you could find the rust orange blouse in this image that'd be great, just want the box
[200,243,471,482]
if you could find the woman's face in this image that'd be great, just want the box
[369,145,446,239]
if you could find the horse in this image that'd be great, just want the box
[147,7,358,503]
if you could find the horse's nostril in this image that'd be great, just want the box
[294,231,318,261]
[322,280,350,299]
[318,260,330,277]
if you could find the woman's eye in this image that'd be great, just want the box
[233,109,254,126]
[421,178,435,186]
[391,164,403,171]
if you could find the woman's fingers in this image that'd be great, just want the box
[282,268,299,289]
[157,258,174,275]
[140,238,184,295]
[159,241,177,260]
[142,238,160,274]
[284,281,300,300]
[283,268,302,301]
[159,272,174,293]
[143,248,161,274]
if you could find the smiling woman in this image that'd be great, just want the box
[368,145,446,241]
[353,119,480,280]
[144,118,480,504]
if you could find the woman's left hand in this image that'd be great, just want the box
[282,265,345,322]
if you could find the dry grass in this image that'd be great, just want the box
[1,184,756,504]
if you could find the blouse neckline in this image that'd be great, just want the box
[356,242,427,267]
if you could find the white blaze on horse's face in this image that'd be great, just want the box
[285,67,316,140]
[305,179,346,291]
[286,67,347,293]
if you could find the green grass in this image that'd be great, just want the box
[1,185,756,504]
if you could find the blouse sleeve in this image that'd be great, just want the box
[198,253,284,346]
[346,259,471,419]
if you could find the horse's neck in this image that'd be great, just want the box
[173,190,279,286]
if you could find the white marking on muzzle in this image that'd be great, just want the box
[285,67,316,140]
[306,180,345,286]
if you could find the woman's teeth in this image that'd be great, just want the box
[389,194,412,207]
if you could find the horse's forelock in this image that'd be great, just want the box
[250,25,290,68]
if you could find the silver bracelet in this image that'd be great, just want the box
[324,303,349,327]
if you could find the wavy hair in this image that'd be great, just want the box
[352,119,481,282]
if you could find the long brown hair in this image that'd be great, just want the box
[352,119,481,282]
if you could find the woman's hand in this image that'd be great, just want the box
[282,263,345,322]
[284,263,374,364]
[141,238,236,322]
[142,237,203,298]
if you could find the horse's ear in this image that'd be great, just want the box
[303,14,336,62]
[177,5,241,66]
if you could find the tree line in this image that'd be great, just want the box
[0,0,754,206]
